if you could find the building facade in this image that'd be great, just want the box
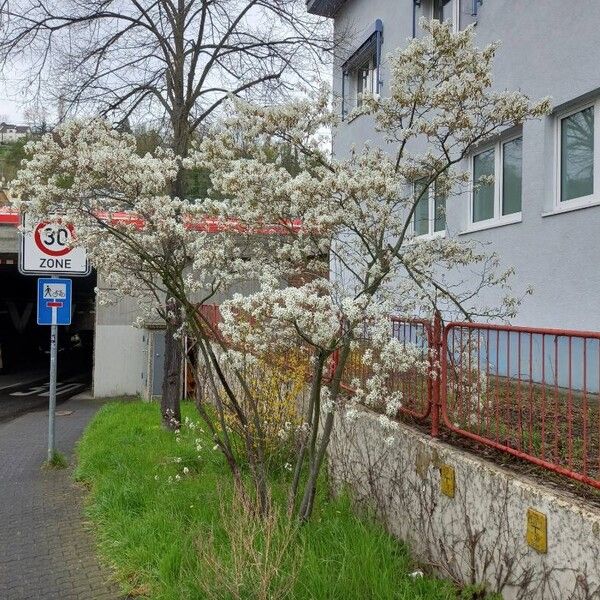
[0,123,30,144]
[309,0,600,331]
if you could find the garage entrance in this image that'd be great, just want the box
[0,252,97,421]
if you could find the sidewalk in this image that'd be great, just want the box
[0,394,121,600]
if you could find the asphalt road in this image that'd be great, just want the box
[0,372,91,422]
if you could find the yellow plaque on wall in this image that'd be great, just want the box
[526,508,547,553]
[440,464,455,498]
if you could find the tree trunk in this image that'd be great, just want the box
[160,36,190,427]
[298,342,351,522]
[161,301,183,429]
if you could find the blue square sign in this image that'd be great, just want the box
[37,278,72,326]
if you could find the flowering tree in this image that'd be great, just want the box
[0,0,331,427]
[189,20,550,520]
[11,120,307,513]
[13,20,550,521]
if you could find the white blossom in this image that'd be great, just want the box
[10,21,550,478]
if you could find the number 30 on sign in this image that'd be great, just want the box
[19,214,91,276]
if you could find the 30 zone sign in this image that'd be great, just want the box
[19,215,91,276]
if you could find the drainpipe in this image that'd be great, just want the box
[412,0,421,39]
[375,18,383,93]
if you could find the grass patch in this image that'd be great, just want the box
[76,400,463,599]
[43,450,68,470]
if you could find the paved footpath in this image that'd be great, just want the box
[0,395,122,600]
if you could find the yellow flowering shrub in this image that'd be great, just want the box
[224,350,311,457]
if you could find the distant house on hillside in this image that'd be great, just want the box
[0,123,30,144]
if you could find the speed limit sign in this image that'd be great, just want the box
[19,214,91,276]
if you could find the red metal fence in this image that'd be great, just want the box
[441,322,600,489]
[195,304,600,490]
[340,317,434,422]
[341,316,600,490]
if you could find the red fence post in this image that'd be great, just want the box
[329,348,340,383]
[430,313,442,438]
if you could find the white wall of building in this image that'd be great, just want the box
[93,293,149,397]
[330,0,600,331]
[93,324,148,397]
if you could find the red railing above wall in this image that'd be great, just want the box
[335,315,600,490]
[340,316,435,423]
[194,303,600,491]
[441,322,600,490]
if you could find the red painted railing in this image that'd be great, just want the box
[336,316,600,489]
[340,317,435,423]
[441,322,600,489]
[192,303,600,490]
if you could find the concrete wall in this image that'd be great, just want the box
[93,294,149,397]
[330,0,600,331]
[328,407,600,599]
[93,324,148,397]
[0,225,18,254]
[92,277,262,398]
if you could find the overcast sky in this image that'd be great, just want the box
[0,98,24,122]
[0,71,28,123]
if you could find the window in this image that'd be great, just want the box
[502,137,523,215]
[471,135,523,226]
[413,179,446,237]
[414,0,480,37]
[341,20,383,119]
[355,53,378,108]
[473,148,495,222]
[432,0,460,32]
[558,105,595,205]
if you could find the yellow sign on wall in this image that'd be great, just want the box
[440,464,455,498]
[526,508,547,553]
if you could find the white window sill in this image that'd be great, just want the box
[542,198,600,218]
[406,230,447,244]
[459,213,522,235]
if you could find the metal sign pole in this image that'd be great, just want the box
[48,309,58,460]
[36,278,72,462]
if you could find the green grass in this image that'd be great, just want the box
[43,450,68,470]
[76,400,461,600]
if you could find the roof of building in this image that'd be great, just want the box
[306,0,346,17]
[0,123,31,134]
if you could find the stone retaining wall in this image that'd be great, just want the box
[327,408,600,599]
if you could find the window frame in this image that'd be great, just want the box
[354,52,378,109]
[340,19,383,120]
[468,133,524,230]
[411,180,447,239]
[431,0,460,33]
[554,100,599,212]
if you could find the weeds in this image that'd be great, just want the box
[76,400,458,599]
[43,450,68,470]
[196,489,302,600]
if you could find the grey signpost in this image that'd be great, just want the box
[19,216,89,462]
[37,277,72,459]
[48,321,57,459]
